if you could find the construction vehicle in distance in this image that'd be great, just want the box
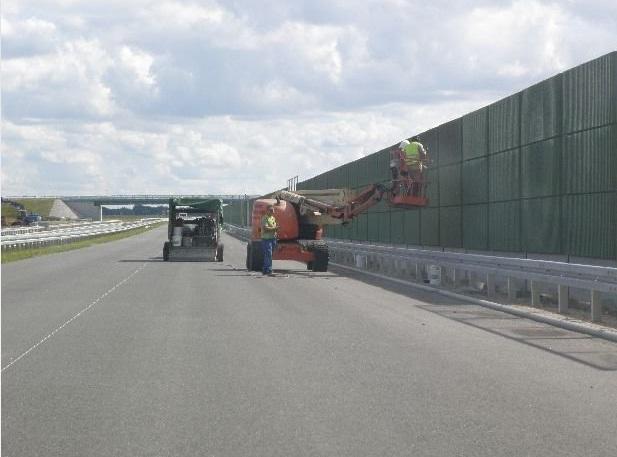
[163,198,224,262]
[14,209,42,226]
[1,199,43,227]
[246,152,428,272]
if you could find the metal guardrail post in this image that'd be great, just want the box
[507,277,517,301]
[558,285,569,313]
[531,280,541,306]
[452,268,460,287]
[591,290,602,322]
[487,273,496,299]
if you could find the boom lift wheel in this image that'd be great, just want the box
[311,244,329,272]
[246,240,264,271]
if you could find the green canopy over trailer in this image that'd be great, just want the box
[163,198,224,262]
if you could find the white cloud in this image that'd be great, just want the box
[3,39,116,118]
[460,0,567,76]
[1,0,616,195]
[1,96,486,195]
[149,1,226,27]
[264,22,349,84]
[119,46,156,87]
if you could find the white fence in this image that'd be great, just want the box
[1,219,165,251]
[0,226,46,236]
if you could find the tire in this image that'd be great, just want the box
[311,244,329,272]
[216,244,224,262]
[249,240,263,271]
[163,241,170,261]
[307,261,314,270]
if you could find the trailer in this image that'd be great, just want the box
[163,198,224,262]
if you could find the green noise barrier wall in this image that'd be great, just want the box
[223,53,616,261]
[292,52,617,261]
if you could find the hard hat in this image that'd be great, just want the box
[399,140,410,149]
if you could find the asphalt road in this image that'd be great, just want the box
[3,227,617,457]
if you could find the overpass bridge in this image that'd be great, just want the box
[59,195,255,205]
[4,195,257,221]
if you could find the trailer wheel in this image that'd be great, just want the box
[163,241,170,261]
[249,240,263,271]
[216,244,224,262]
[311,244,329,272]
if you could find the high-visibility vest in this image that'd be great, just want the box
[261,215,277,239]
[404,142,422,167]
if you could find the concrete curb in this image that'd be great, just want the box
[331,262,617,344]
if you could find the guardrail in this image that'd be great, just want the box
[328,240,617,323]
[224,224,251,240]
[224,224,617,323]
[0,226,46,236]
[1,218,165,251]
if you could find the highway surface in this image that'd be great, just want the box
[3,226,617,457]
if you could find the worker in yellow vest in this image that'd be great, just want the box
[398,136,428,196]
[260,205,278,275]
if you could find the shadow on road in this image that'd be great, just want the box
[330,265,617,371]
[211,267,336,279]
[119,257,164,262]
[418,304,617,371]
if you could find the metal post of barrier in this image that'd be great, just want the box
[507,277,517,301]
[487,273,496,299]
[591,290,602,322]
[558,285,569,313]
[530,280,539,306]
[452,268,459,287]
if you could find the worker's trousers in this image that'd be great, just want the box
[261,238,276,274]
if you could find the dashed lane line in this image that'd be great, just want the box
[1,263,148,373]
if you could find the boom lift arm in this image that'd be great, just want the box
[274,184,388,224]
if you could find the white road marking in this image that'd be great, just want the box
[1,263,148,373]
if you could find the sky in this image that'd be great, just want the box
[2,0,616,196]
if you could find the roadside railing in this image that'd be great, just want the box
[1,219,165,251]
[327,240,617,323]
[0,226,46,236]
[224,224,250,241]
[224,224,617,323]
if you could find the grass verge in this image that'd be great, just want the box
[14,198,55,217]
[1,222,165,264]
[2,203,19,225]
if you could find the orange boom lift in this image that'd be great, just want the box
[245,154,429,273]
